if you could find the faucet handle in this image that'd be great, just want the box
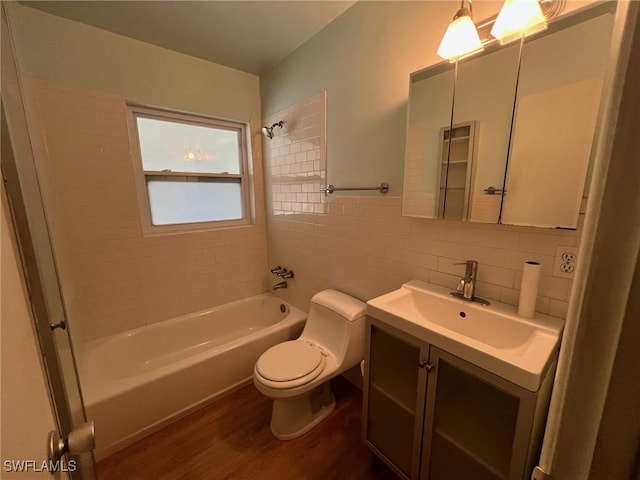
[270,265,286,275]
[455,260,478,278]
[277,269,294,279]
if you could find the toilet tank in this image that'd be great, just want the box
[300,290,367,367]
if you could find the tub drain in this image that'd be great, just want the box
[280,304,287,313]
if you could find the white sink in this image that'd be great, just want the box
[367,280,564,391]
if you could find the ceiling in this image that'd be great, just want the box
[20,1,356,75]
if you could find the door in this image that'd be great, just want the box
[421,347,536,480]
[1,5,96,478]
[363,319,430,480]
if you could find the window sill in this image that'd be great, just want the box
[140,218,253,237]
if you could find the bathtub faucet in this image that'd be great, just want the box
[273,281,288,290]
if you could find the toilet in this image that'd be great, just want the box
[253,289,366,440]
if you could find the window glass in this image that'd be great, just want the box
[136,116,240,174]
[146,177,243,225]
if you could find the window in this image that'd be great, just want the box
[128,105,251,232]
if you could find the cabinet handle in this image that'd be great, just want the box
[483,186,505,195]
[418,361,435,372]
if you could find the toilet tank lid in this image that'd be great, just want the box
[311,290,366,321]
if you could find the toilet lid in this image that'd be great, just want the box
[256,341,324,382]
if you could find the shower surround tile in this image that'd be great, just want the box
[264,91,326,216]
[22,78,269,341]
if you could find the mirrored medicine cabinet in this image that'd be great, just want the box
[402,3,615,229]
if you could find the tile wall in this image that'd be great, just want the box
[23,78,269,341]
[265,95,580,320]
[264,91,326,216]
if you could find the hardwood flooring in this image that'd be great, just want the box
[97,378,397,480]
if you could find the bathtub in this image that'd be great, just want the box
[77,293,306,460]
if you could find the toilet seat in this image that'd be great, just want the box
[256,340,326,389]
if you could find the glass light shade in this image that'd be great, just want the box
[491,0,548,45]
[437,12,483,61]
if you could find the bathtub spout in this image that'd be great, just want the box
[273,281,288,290]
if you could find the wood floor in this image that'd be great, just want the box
[97,378,398,480]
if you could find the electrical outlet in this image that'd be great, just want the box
[554,246,578,278]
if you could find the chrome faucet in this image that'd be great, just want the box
[273,281,288,290]
[456,260,478,300]
[270,265,294,279]
[450,260,490,305]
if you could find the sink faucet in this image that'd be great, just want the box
[456,260,478,300]
[451,260,490,305]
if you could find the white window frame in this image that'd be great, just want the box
[127,104,252,235]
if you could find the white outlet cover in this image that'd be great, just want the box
[554,245,579,278]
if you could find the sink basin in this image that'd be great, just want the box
[367,280,564,391]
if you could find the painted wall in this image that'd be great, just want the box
[261,0,595,193]
[261,2,594,316]
[6,3,268,341]
[1,185,61,480]
[6,3,259,123]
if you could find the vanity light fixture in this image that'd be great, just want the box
[490,0,548,45]
[437,0,483,62]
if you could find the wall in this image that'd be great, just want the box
[265,91,326,216]
[5,4,258,123]
[261,1,595,193]
[1,184,61,479]
[261,1,502,192]
[6,3,268,341]
[264,98,577,317]
[266,193,578,319]
[262,2,586,317]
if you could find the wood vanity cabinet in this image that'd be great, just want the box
[362,317,555,480]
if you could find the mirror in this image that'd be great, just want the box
[501,10,614,227]
[402,3,615,228]
[450,41,521,223]
[403,67,454,218]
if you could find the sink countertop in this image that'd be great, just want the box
[366,280,564,392]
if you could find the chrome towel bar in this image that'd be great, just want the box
[320,183,389,194]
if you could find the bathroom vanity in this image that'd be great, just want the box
[362,281,562,480]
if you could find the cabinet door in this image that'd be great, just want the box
[421,348,536,480]
[363,319,429,480]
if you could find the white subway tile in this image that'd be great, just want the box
[429,271,461,290]
[476,265,516,288]
[549,299,569,318]
[499,287,520,306]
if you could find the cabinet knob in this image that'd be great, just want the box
[419,361,435,372]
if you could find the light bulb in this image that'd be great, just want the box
[491,0,547,45]
[437,6,483,61]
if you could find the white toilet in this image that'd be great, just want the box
[253,289,366,440]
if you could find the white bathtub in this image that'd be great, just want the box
[77,293,306,460]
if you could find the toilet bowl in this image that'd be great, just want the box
[253,289,366,440]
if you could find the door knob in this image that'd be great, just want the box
[50,321,66,331]
[48,421,95,464]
